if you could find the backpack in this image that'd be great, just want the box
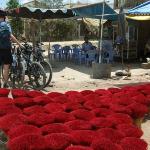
[0,22,11,50]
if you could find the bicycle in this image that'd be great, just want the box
[21,42,47,90]
[1,44,25,89]
[33,42,52,87]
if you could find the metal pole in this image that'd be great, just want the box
[39,20,42,42]
[98,0,105,63]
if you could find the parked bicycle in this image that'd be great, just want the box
[1,44,25,88]
[21,42,47,90]
[33,42,52,87]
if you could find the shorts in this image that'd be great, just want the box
[0,49,13,65]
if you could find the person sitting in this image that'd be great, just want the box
[82,37,97,65]
[82,36,94,52]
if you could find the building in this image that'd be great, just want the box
[113,0,149,60]
[114,0,148,9]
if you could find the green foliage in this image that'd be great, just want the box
[7,0,23,37]
[43,19,77,41]
[6,0,19,9]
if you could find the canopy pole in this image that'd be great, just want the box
[98,0,105,63]
[48,24,51,63]
[39,20,42,43]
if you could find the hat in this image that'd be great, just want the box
[0,9,7,17]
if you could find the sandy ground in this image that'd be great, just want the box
[44,61,150,92]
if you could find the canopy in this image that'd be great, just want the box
[7,7,75,19]
[127,1,150,21]
[72,2,118,20]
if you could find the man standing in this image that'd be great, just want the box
[102,20,114,63]
[0,9,21,87]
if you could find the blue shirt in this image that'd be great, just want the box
[82,42,93,52]
[0,20,12,33]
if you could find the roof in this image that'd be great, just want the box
[128,1,150,15]
[72,2,118,20]
[7,7,75,19]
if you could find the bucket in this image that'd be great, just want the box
[92,62,111,79]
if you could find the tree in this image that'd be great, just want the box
[7,0,23,38]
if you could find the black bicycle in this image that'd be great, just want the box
[2,44,25,88]
[21,42,47,90]
[33,42,52,87]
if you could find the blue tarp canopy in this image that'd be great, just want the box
[7,7,75,19]
[72,2,118,20]
[128,1,150,15]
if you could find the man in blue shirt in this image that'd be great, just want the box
[0,9,21,87]
[82,36,94,52]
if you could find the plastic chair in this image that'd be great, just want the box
[61,46,72,61]
[102,50,110,63]
[85,50,97,66]
[51,44,62,61]
[71,45,84,64]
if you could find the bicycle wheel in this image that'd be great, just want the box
[28,62,46,90]
[9,62,25,88]
[40,61,52,87]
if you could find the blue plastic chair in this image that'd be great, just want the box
[51,44,62,60]
[102,50,110,63]
[61,46,72,61]
[72,45,86,64]
[85,50,97,66]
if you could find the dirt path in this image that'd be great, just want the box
[44,61,150,93]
